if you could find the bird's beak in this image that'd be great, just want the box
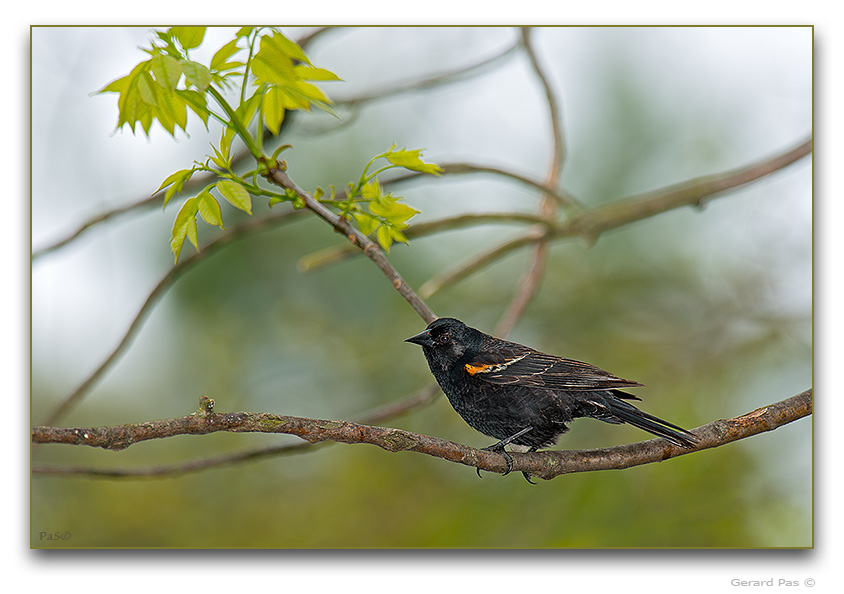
[405,329,434,348]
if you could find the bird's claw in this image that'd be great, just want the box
[476,427,533,478]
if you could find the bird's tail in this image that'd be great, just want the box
[600,394,698,448]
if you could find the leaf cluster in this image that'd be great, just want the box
[97,27,217,136]
[329,145,442,252]
[99,27,441,262]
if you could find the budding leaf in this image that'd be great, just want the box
[171,197,199,263]
[197,190,225,229]
[376,225,394,252]
[217,180,252,215]
[353,211,380,237]
[385,147,442,176]
[155,167,195,208]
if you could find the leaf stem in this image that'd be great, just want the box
[207,86,265,160]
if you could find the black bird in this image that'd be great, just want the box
[405,317,697,480]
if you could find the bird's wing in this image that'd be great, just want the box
[464,347,643,392]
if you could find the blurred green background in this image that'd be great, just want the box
[31,26,811,548]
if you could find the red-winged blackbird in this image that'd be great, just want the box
[406,317,698,480]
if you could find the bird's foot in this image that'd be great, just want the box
[476,426,533,478]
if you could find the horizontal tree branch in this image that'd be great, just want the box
[32,384,442,479]
[32,389,812,481]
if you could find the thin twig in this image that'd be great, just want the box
[495,27,567,337]
[436,162,581,210]
[297,212,551,271]
[31,389,812,481]
[41,209,306,426]
[333,35,521,107]
[419,229,545,298]
[32,33,519,261]
[264,166,437,323]
[421,137,812,297]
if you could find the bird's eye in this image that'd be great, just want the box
[434,331,450,345]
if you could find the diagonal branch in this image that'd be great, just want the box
[332,35,521,107]
[32,33,519,261]
[420,136,812,297]
[264,165,436,323]
[31,389,812,481]
[41,209,306,426]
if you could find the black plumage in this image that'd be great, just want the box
[405,317,697,478]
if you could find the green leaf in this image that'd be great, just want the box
[170,26,206,50]
[291,80,332,105]
[178,89,210,127]
[155,168,191,195]
[171,197,199,263]
[181,60,211,91]
[97,61,157,135]
[136,71,156,105]
[389,227,409,245]
[97,73,131,95]
[265,30,310,64]
[210,38,242,71]
[262,86,286,135]
[139,109,154,136]
[164,182,184,209]
[208,142,232,171]
[360,179,383,201]
[294,65,342,82]
[376,225,393,253]
[150,53,182,91]
[155,167,194,204]
[197,190,225,229]
[352,211,380,237]
[275,86,313,110]
[235,27,254,39]
[152,30,181,58]
[151,81,188,135]
[219,126,234,164]
[235,86,263,129]
[213,61,245,75]
[217,180,252,215]
[385,147,443,176]
[369,199,419,228]
[250,31,338,119]
[252,33,297,86]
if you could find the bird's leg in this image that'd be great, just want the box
[476,426,533,477]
